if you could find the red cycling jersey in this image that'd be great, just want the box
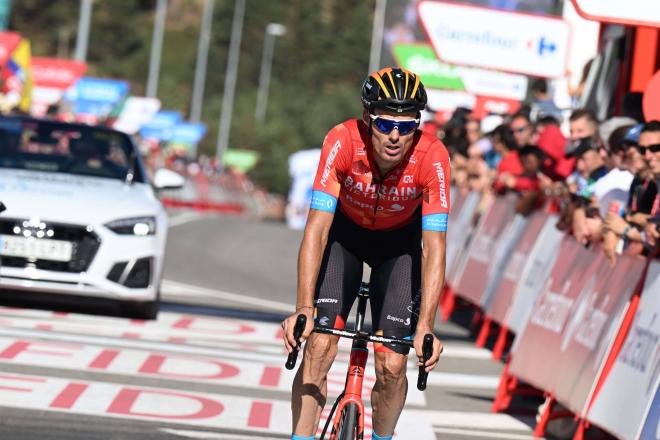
[310,119,451,231]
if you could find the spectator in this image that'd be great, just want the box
[529,78,563,123]
[641,121,660,250]
[492,125,523,193]
[535,115,573,180]
[568,108,599,143]
[601,122,660,261]
[510,112,534,148]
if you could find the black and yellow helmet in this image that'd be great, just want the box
[361,67,427,113]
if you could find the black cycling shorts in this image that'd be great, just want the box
[313,207,421,355]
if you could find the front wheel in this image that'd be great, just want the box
[336,402,360,440]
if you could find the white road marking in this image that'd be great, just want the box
[168,212,208,228]
[0,372,435,440]
[409,410,535,431]
[161,279,294,313]
[434,427,539,439]
[425,371,500,389]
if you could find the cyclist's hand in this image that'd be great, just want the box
[414,327,443,373]
[281,308,314,353]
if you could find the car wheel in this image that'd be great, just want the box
[121,298,159,320]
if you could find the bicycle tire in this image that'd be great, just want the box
[336,402,359,440]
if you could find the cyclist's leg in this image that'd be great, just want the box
[368,250,421,438]
[291,239,362,438]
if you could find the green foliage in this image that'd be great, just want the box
[10,0,375,194]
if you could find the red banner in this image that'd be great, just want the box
[0,32,21,66]
[31,57,87,90]
[487,211,548,326]
[510,238,645,414]
[453,195,517,305]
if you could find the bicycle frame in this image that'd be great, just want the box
[327,283,370,440]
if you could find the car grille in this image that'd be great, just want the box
[0,218,101,273]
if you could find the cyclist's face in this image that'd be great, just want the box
[367,108,418,173]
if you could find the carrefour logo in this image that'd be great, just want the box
[528,36,557,57]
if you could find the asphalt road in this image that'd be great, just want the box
[0,211,543,440]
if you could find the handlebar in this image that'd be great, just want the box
[284,314,435,391]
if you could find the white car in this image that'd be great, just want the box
[0,117,183,319]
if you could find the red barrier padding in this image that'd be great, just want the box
[453,195,518,305]
[508,237,646,418]
[162,198,245,214]
[584,261,660,440]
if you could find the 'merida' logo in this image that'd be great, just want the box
[320,140,341,187]
[433,162,448,208]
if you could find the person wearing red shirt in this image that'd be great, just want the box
[281,67,448,440]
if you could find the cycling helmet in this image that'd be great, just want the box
[361,67,427,113]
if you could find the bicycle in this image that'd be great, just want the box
[285,281,434,440]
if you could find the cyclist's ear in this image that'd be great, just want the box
[362,108,370,125]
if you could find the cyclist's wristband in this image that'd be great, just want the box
[296,305,313,311]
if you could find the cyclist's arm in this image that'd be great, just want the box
[296,208,334,309]
[415,141,451,369]
[419,229,446,330]
[283,125,349,350]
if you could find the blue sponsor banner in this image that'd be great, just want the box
[170,122,207,145]
[65,77,129,104]
[139,111,182,141]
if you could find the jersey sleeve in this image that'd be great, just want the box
[419,141,451,231]
[310,124,350,213]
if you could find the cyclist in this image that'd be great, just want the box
[282,67,449,440]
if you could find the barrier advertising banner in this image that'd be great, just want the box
[418,1,570,77]
[505,215,563,335]
[510,241,645,413]
[487,211,548,326]
[555,253,645,414]
[588,262,660,440]
[480,213,528,310]
[446,191,480,287]
[453,195,517,305]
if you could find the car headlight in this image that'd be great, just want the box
[105,217,156,236]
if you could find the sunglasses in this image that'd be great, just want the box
[370,115,419,135]
[634,144,660,154]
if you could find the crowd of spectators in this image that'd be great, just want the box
[428,81,660,262]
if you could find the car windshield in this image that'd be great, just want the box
[0,118,143,182]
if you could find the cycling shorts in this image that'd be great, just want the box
[313,207,421,355]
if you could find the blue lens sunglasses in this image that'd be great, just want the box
[369,114,419,135]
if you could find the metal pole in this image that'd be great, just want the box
[368,0,387,73]
[255,32,275,122]
[215,0,245,168]
[190,0,215,124]
[146,0,168,98]
[74,0,93,61]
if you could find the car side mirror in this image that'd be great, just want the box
[153,169,185,191]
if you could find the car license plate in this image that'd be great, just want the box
[0,235,73,262]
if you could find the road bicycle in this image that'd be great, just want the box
[286,281,434,440]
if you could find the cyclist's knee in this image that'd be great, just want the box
[304,333,338,363]
[374,352,407,384]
